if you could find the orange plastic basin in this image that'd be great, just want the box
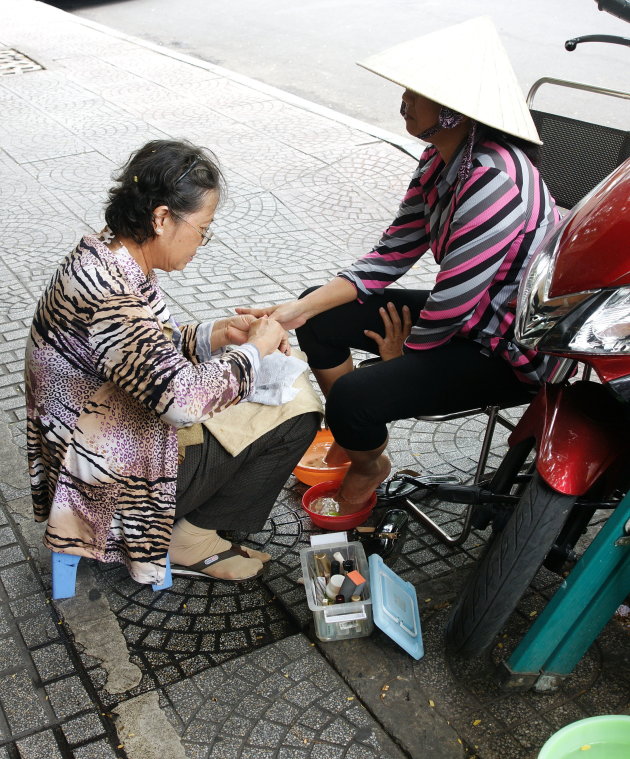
[293,428,350,486]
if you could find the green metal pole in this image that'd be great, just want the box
[505,492,630,681]
[541,553,630,675]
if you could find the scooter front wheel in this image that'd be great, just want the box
[445,472,575,658]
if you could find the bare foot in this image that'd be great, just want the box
[337,454,391,515]
[324,441,351,467]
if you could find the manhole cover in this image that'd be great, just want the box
[0,49,44,75]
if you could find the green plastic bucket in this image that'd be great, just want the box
[538,715,630,759]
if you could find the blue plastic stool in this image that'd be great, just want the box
[51,552,173,599]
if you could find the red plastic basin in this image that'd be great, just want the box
[302,480,376,530]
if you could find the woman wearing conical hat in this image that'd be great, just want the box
[239,18,561,514]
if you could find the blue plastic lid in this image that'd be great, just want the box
[369,554,424,660]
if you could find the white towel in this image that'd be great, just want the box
[244,352,309,406]
[202,349,323,456]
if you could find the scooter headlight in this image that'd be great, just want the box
[515,218,596,349]
[541,286,630,354]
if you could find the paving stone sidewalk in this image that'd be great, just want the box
[1,2,628,758]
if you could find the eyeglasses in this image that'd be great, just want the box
[170,210,213,246]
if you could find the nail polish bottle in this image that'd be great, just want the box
[315,553,331,581]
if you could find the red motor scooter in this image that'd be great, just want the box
[444,156,630,656]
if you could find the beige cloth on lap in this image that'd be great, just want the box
[178,349,323,458]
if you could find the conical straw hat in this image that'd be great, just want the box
[357,17,542,145]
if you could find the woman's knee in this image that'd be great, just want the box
[326,372,377,433]
[271,412,320,452]
[292,411,321,447]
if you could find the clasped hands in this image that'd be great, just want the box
[211,314,290,358]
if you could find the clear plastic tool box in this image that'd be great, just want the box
[300,532,424,659]
[300,539,373,641]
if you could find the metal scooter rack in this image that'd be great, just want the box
[526,77,630,210]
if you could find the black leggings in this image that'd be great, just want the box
[296,287,532,451]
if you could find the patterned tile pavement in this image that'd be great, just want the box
[160,636,408,759]
[0,497,127,758]
[0,1,628,757]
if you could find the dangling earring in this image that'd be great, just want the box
[418,106,466,140]
[458,121,477,183]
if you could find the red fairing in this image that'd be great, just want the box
[549,158,630,298]
[509,382,629,495]
[582,355,630,384]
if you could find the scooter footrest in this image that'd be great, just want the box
[378,471,464,502]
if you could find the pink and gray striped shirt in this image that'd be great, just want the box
[339,138,561,383]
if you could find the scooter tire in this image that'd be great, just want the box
[445,472,575,658]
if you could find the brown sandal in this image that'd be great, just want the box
[170,544,264,582]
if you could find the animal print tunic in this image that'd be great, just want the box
[25,235,255,585]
